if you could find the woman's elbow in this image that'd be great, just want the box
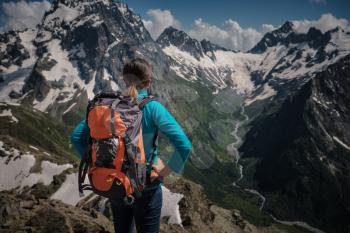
[70,132,79,144]
[185,141,192,155]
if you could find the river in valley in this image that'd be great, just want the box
[227,105,326,233]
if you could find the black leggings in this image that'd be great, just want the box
[110,186,162,233]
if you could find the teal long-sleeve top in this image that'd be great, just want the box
[70,89,192,174]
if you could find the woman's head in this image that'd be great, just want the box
[122,58,152,101]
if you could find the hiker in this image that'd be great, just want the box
[70,58,192,233]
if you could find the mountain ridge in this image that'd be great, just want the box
[157,26,233,61]
[240,54,350,233]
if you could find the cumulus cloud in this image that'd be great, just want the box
[261,24,276,34]
[0,0,51,32]
[293,13,350,33]
[188,18,273,51]
[142,9,181,40]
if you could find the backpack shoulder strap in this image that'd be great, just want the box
[138,96,159,171]
[138,95,156,109]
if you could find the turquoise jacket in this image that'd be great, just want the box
[70,89,192,174]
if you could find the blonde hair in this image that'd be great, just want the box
[125,83,138,102]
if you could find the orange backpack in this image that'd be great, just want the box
[78,91,157,205]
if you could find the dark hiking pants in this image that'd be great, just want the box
[110,185,162,233]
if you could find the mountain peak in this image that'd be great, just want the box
[249,21,295,53]
[278,21,294,33]
[157,26,206,60]
[156,26,191,45]
[160,26,180,35]
[248,20,349,54]
[157,26,232,61]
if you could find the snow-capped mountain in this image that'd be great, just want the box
[248,22,350,104]
[1,1,349,116]
[1,0,169,122]
[157,22,350,105]
[157,26,260,93]
[157,26,232,61]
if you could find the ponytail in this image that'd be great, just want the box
[122,58,152,103]
[125,83,138,102]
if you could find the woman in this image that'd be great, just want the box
[70,58,192,233]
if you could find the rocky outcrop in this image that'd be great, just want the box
[0,190,114,233]
[160,176,286,233]
[0,30,30,69]
[161,176,254,233]
[76,174,290,233]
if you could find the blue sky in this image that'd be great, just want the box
[0,0,349,50]
[125,0,350,31]
[129,0,350,50]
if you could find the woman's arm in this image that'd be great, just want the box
[70,119,90,158]
[151,101,192,173]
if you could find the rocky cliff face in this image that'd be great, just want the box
[157,26,229,61]
[240,54,350,233]
[1,0,171,124]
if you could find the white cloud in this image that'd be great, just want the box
[293,13,350,33]
[0,0,51,32]
[142,9,181,40]
[188,18,271,51]
[261,24,276,34]
[309,0,327,5]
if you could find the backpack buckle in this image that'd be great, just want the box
[123,195,135,205]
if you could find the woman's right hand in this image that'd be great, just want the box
[152,158,172,178]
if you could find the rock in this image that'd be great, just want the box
[160,176,284,233]
[0,190,114,233]
[19,200,35,209]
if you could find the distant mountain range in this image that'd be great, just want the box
[0,0,349,232]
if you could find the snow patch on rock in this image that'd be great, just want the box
[51,173,91,206]
[0,141,72,191]
[45,3,82,25]
[33,39,83,110]
[162,44,261,94]
[0,109,18,123]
